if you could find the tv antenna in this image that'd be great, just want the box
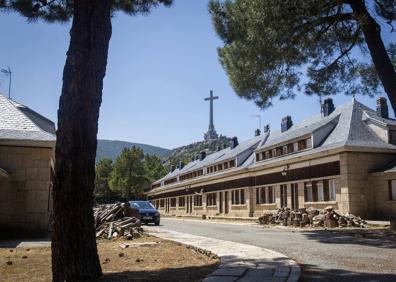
[252,114,261,130]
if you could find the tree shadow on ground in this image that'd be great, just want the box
[0,239,50,248]
[99,264,219,282]
[300,263,396,282]
[300,229,396,248]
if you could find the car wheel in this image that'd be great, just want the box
[155,221,160,226]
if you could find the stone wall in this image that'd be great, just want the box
[369,171,396,219]
[0,145,54,237]
[339,151,395,218]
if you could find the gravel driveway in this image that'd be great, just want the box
[148,218,396,282]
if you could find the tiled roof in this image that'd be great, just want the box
[0,94,56,144]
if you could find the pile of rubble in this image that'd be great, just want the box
[94,202,143,239]
[258,206,367,228]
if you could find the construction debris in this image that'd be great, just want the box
[258,206,367,228]
[94,202,143,239]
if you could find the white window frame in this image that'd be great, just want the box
[305,182,313,202]
[317,181,324,202]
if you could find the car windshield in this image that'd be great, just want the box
[131,201,155,210]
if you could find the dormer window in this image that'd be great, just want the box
[287,143,294,153]
[298,140,307,150]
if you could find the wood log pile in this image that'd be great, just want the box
[258,206,367,228]
[94,202,143,239]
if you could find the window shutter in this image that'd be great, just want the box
[324,180,330,201]
[312,181,318,202]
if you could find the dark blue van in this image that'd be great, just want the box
[129,200,160,226]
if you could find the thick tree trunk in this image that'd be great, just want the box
[349,0,396,116]
[51,1,112,281]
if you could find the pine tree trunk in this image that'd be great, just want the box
[51,1,112,281]
[350,0,396,116]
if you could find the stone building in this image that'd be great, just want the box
[148,97,396,220]
[0,94,55,237]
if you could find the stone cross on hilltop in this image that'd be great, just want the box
[204,90,219,142]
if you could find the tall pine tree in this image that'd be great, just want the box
[209,0,396,114]
[109,147,147,200]
[0,1,172,280]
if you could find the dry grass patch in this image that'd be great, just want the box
[0,234,219,282]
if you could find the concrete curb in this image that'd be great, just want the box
[146,227,301,282]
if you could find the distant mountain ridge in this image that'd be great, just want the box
[96,139,172,162]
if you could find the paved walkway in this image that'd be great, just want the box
[147,227,300,282]
[152,218,396,281]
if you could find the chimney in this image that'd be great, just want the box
[223,143,228,150]
[170,165,176,172]
[217,145,222,151]
[323,97,335,117]
[230,137,239,149]
[255,129,261,136]
[195,154,200,161]
[200,151,206,161]
[263,124,270,133]
[376,97,389,119]
[178,161,184,170]
[191,155,195,162]
[281,116,293,132]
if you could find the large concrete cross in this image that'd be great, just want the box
[204,90,219,131]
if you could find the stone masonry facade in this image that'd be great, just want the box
[0,146,53,237]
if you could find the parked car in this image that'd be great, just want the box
[129,200,160,226]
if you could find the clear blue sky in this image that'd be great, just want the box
[0,1,393,149]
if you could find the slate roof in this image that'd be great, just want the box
[153,134,265,185]
[151,98,396,191]
[257,98,396,152]
[371,159,396,173]
[0,94,56,144]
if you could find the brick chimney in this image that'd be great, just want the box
[178,161,184,170]
[200,151,206,161]
[376,97,389,119]
[170,165,176,172]
[230,137,239,149]
[323,97,335,117]
[255,129,261,136]
[263,124,270,133]
[281,116,293,132]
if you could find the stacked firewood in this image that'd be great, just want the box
[258,206,367,228]
[94,202,143,239]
